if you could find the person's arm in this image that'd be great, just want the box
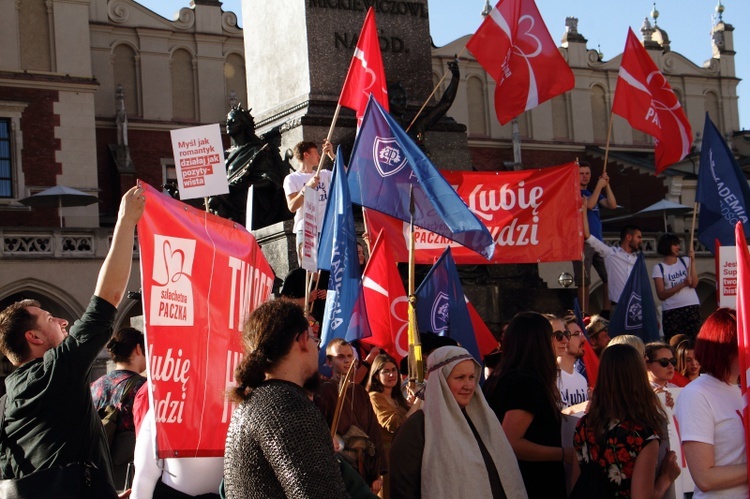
[286,175,320,213]
[686,251,699,288]
[96,185,145,308]
[598,172,617,210]
[369,392,407,433]
[131,410,163,499]
[630,439,679,499]
[682,441,748,492]
[653,275,690,302]
[501,409,575,464]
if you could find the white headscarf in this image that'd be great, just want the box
[422,346,527,499]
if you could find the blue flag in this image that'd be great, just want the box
[415,247,481,361]
[319,152,363,360]
[347,96,495,260]
[609,253,659,343]
[696,113,750,252]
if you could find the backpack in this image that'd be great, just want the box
[98,375,141,447]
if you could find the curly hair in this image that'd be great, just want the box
[230,299,308,403]
[587,344,667,441]
[0,299,40,366]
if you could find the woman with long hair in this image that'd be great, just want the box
[367,354,421,498]
[675,308,748,497]
[573,344,680,497]
[389,346,527,499]
[483,312,572,498]
[675,339,700,382]
[651,233,700,341]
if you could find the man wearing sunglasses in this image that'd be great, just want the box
[549,316,589,413]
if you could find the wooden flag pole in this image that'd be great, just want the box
[602,110,615,175]
[407,185,423,386]
[330,361,358,439]
[406,49,467,134]
[316,104,342,176]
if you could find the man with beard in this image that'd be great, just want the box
[223,300,349,498]
[317,338,384,494]
[557,316,590,413]
[586,224,643,314]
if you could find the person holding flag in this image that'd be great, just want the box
[283,140,335,259]
[674,308,748,498]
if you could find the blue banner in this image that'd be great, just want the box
[609,253,660,343]
[347,96,495,260]
[696,113,750,251]
[415,247,480,361]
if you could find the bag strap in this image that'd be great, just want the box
[119,374,142,403]
[0,393,6,434]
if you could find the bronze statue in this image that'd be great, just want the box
[388,58,460,152]
[206,105,292,228]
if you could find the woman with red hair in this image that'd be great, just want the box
[674,308,748,498]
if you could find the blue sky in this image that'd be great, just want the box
[142,0,749,130]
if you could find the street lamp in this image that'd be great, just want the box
[558,272,574,288]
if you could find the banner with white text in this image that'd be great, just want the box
[365,163,582,264]
[137,181,274,458]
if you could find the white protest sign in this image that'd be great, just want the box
[300,185,318,272]
[718,245,750,308]
[170,124,228,200]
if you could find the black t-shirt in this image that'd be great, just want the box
[484,371,566,499]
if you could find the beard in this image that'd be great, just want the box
[302,371,322,393]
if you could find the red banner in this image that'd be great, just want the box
[365,163,583,264]
[137,182,274,458]
[734,222,750,472]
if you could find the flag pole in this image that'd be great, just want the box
[601,110,615,175]
[316,104,342,176]
[330,361,357,439]
[406,49,467,134]
[407,185,423,386]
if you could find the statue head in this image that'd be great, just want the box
[387,82,408,117]
[226,104,256,139]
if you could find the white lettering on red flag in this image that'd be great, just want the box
[138,181,274,458]
[466,0,574,125]
[612,28,692,173]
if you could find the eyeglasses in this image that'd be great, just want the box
[552,330,571,342]
[308,319,320,327]
[648,357,677,368]
[379,368,399,376]
[308,334,322,349]
[569,331,582,337]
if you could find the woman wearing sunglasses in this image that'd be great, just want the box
[675,308,748,498]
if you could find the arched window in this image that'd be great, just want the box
[551,93,570,140]
[113,44,139,117]
[171,49,196,120]
[19,0,52,71]
[590,85,608,143]
[224,53,247,111]
[467,76,487,136]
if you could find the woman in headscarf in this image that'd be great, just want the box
[389,346,527,499]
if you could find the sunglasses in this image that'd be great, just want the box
[648,357,677,368]
[308,319,320,327]
[552,330,571,342]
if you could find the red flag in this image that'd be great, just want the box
[466,300,498,358]
[361,230,408,361]
[612,28,692,173]
[581,341,599,388]
[339,7,389,124]
[734,221,750,471]
[466,0,574,125]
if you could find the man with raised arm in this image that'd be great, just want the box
[0,186,146,491]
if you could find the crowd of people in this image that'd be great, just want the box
[0,155,747,499]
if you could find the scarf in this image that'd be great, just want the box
[422,346,528,499]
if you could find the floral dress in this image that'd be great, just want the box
[573,415,659,497]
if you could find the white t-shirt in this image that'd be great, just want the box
[651,258,700,311]
[586,236,638,303]
[283,169,332,234]
[557,368,588,408]
[674,374,748,499]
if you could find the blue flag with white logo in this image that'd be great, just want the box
[347,95,495,260]
[609,253,659,343]
[696,113,750,252]
[414,247,480,361]
[319,152,363,361]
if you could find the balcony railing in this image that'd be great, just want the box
[0,228,138,258]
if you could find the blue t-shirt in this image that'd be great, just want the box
[582,188,606,241]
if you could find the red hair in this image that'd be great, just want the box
[694,308,738,382]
